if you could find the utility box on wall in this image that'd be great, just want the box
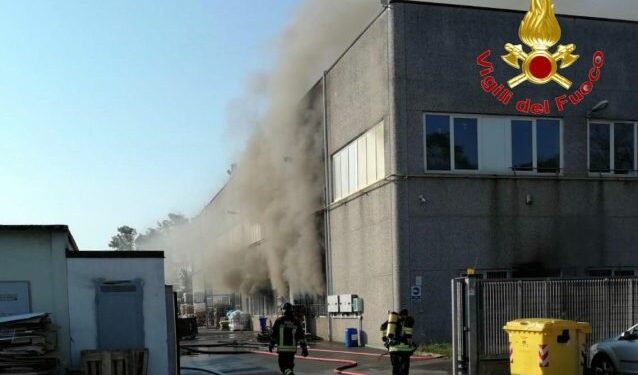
[328,294,361,314]
[352,297,363,313]
[339,294,360,313]
[0,281,30,317]
[327,295,339,313]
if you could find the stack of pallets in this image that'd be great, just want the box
[0,313,58,375]
[81,349,148,375]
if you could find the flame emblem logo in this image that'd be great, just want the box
[502,0,579,89]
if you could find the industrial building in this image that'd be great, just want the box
[193,0,638,345]
[0,225,176,374]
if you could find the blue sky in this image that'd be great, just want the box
[0,0,301,248]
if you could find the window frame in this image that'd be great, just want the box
[587,120,638,176]
[423,113,564,176]
[331,121,385,202]
[423,113,482,174]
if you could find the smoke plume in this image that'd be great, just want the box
[152,0,381,299]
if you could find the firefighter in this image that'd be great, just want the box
[381,309,416,375]
[269,302,308,375]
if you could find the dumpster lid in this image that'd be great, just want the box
[503,319,592,333]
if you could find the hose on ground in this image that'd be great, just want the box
[181,346,257,355]
[180,366,225,375]
[181,341,266,349]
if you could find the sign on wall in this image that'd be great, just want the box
[476,0,604,114]
[411,285,422,303]
[0,281,31,317]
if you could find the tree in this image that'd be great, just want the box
[135,213,188,248]
[108,225,137,251]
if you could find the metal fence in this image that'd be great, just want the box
[452,277,638,375]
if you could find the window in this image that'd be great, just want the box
[332,122,385,201]
[589,121,638,174]
[536,120,561,172]
[510,119,561,173]
[512,120,533,171]
[425,115,478,171]
[454,118,479,170]
[425,115,451,170]
[424,113,562,174]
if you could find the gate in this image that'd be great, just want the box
[452,277,638,375]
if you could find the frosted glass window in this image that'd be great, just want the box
[331,121,385,202]
[366,131,377,185]
[333,153,342,200]
[376,124,385,178]
[357,137,367,190]
[340,150,348,198]
[348,143,358,193]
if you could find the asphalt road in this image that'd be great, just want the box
[180,329,452,375]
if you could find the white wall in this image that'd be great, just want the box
[0,230,73,370]
[67,257,169,374]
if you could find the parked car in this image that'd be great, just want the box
[590,323,638,374]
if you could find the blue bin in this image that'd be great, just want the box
[259,316,268,331]
[344,328,358,347]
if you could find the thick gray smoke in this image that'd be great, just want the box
[153,0,381,298]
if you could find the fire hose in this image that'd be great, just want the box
[254,350,364,375]
[180,342,365,374]
[180,366,225,375]
[181,342,436,374]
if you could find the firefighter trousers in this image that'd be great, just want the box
[390,352,411,375]
[277,352,296,375]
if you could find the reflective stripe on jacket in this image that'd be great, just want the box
[272,315,305,353]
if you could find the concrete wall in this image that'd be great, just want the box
[388,3,638,342]
[326,11,393,346]
[397,2,638,177]
[0,229,73,369]
[67,258,169,374]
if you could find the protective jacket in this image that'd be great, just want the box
[272,315,306,353]
[381,315,415,352]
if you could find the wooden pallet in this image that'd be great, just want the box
[81,349,148,375]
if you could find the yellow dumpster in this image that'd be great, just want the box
[503,319,591,375]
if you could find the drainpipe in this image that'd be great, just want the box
[322,70,333,342]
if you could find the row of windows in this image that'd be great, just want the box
[332,122,385,201]
[425,114,562,174]
[425,114,638,175]
[331,115,638,203]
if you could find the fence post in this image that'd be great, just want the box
[544,279,549,317]
[466,277,479,375]
[452,279,459,375]
[517,280,523,317]
[603,278,611,337]
[632,280,635,324]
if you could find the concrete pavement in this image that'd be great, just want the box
[180,328,452,374]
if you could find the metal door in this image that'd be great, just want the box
[96,279,144,350]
